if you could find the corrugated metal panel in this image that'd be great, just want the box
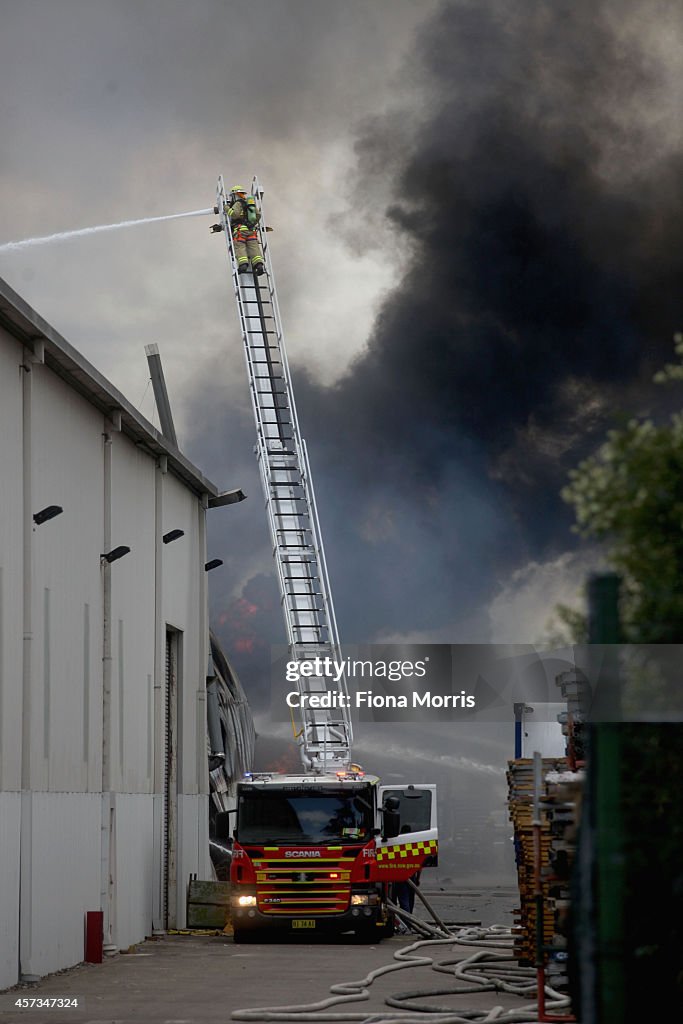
[177,794,200,929]
[162,474,203,796]
[31,368,104,794]
[162,476,199,632]
[0,330,25,792]
[29,792,101,978]
[113,793,155,949]
[110,433,156,794]
[0,793,20,988]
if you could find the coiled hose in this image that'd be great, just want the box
[230,924,571,1024]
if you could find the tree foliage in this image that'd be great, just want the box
[561,335,683,642]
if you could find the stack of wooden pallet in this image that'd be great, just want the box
[544,769,585,991]
[506,757,568,964]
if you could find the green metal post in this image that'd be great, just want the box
[588,573,625,1023]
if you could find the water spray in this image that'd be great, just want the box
[0,208,213,255]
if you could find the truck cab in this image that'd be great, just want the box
[228,771,437,941]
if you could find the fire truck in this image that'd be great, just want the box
[213,177,438,941]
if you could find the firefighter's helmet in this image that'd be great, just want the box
[231,185,247,195]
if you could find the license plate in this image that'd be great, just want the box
[292,919,316,929]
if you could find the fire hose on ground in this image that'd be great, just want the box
[230,909,571,1024]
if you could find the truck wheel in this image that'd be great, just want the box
[354,924,378,944]
[233,928,255,944]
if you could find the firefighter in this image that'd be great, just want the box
[394,824,422,930]
[225,185,265,276]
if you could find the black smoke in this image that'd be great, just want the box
[192,0,683,677]
[289,0,683,633]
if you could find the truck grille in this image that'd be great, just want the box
[253,850,358,915]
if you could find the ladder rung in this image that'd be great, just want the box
[301,721,349,729]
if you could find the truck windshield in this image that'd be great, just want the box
[237,785,373,844]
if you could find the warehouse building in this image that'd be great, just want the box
[0,277,238,987]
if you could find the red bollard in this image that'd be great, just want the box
[84,911,103,963]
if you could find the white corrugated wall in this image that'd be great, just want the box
[113,793,156,949]
[23,792,101,978]
[0,313,212,984]
[0,330,23,988]
[0,794,21,989]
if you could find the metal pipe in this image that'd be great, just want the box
[19,359,35,980]
[144,344,178,447]
[100,430,114,947]
[151,458,165,933]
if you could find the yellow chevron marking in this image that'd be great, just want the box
[376,839,438,862]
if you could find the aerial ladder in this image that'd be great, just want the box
[213,176,352,773]
[214,177,438,942]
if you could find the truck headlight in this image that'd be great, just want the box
[351,893,378,906]
[237,895,257,907]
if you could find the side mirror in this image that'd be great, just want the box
[382,796,401,840]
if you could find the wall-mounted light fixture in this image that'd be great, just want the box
[163,529,185,545]
[101,546,131,564]
[204,558,223,571]
[207,489,246,508]
[33,505,63,526]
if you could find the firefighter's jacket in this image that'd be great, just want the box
[225,196,261,236]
